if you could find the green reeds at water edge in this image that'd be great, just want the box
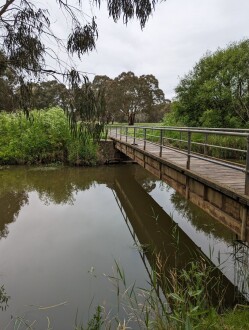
[75,221,249,329]
[2,224,249,329]
[74,256,249,330]
[2,254,249,330]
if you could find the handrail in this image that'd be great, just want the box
[109,125,249,136]
[107,125,249,195]
[109,124,249,133]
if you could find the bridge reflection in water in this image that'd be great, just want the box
[109,126,249,241]
[0,165,248,319]
[112,171,248,306]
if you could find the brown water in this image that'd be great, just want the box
[0,165,248,329]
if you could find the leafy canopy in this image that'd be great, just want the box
[92,71,166,124]
[172,40,249,128]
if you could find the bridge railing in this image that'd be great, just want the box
[108,125,249,195]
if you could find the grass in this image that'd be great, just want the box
[200,308,249,330]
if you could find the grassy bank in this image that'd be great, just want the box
[0,108,97,165]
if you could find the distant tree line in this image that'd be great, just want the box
[167,40,249,128]
[0,66,170,125]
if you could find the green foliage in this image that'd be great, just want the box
[105,254,242,330]
[0,107,97,165]
[163,104,183,127]
[67,135,97,166]
[173,39,249,128]
[71,83,106,142]
[200,308,249,330]
[167,260,221,329]
[92,72,166,125]
[75,305,104,330]
[29,80,69,110]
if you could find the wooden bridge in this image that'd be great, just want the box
[108,126,249,242]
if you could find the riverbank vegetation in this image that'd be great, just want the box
[74,254,249,330]
[54,258,249,329]
[0,107,97,165]
[5,257,249,329]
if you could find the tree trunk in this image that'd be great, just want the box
[128,112,135,125]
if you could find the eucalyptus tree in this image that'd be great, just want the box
[92,75,114,123]
[0,50,19,111]
[30,80,69,110]
[0,0,163,121]
[92,72,166,124]
[139,74,165,122]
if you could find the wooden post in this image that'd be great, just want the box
[116,126,118,138]
[126,127,128,143]
[133,127,136,145]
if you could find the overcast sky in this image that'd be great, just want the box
[48,0,249,99]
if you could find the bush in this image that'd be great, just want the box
[67,135,97,166]
[0,108,97,165]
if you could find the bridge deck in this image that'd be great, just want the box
[110,135,246,196]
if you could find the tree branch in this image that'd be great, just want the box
[0,0,16,18]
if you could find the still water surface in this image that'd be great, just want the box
[0,165,247,328]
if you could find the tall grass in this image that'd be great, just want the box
[73,256,248,330]
[3,252,249,329]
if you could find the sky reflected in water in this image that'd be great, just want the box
[0,165,247,328]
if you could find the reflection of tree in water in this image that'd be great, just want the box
[0,167,96,240]
[1,167,95,206]
[0,165,158,241]
[170,191,233,242]
[140,179,157,193]
[27,168,87,205]
[0,191,28,239]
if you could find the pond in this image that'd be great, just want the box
[0,165,248,329]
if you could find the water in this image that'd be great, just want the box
[0,165,248,328]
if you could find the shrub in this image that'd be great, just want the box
[0,108,98,165]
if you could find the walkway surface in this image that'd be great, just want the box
[109,133,246,196]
